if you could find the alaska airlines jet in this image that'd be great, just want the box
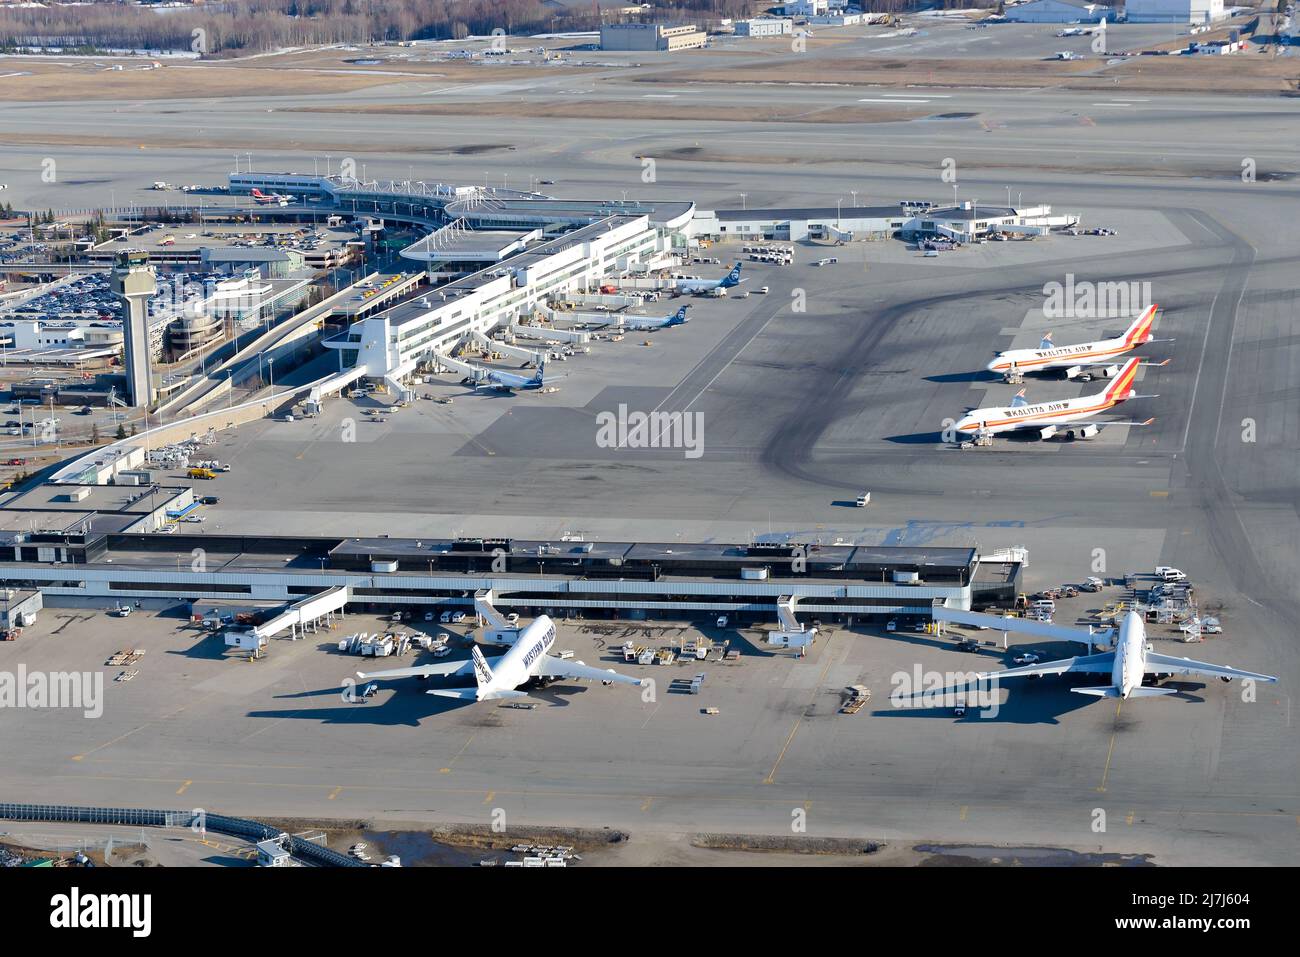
[357,615,644,702]
[987,305,1165,378]
[953,357,1154,441]
[471,359,560,392]
[591,306,690,332]
[935,608,1277,700]
[676,263,743,293]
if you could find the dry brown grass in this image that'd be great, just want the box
[0,55,587,102]
[646,50,1300,96]
[290,99,923,125]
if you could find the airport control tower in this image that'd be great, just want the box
[110,250,157,407]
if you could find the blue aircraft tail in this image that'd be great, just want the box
[719,263,742,288]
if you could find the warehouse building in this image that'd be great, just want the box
[0,524,1023,625]
[736,17,793,36]
[599,23,708,51]
[688,201,1077,243]
[1004,0,1107,22]
[1124,0,1224,23]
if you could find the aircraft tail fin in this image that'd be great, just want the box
[1039,331,1053,349]
[1103,357,1141,403]
[1122,304,1158,346]
[1010,388,1029,408]
[471,645,494,689]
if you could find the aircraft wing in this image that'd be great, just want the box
[933,608,1108,646]
[357,657,500,681]
[1144,653,1278,684]
[534,654,643,687]
[979,651,1115,681]
[1058,418,1156,427]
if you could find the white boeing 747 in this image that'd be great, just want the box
[356,615,644,702]
[953,356,1155,441]
[935,608,1277,700]
[987,304,1167,379]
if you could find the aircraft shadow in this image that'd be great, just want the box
[923,371,999,384]
[165,633,232,660]
[884,431,948,445]
[873,678,1101,725]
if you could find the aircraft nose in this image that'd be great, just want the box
[986,357,1003,372]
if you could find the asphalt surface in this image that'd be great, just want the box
[0,30,1297,864]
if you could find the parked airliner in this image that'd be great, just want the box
[953,357,1155,441]
[675,263,743,293]
[935,608,1277,700]
[987,305,1166,378]
[357,615,644,702]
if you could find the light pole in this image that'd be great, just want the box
[268,357,274,396]
[739,193,746,210]
[836,198,842,230]
[850,189,858,208]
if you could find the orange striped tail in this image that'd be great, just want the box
[1104,358,1140,404]
[1122,304,1158,347]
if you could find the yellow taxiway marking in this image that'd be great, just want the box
[72,724,150,762]
[444,734,476,771]
[327,786,342,800]
[1150,490,1169,498]
[764,636,837,784]
[176,780,192,796]
[1126,811,1135,826]
[640,797,654,813]
[959,805,969,822]
[483,791,495,804]
[1097,701,1123,792]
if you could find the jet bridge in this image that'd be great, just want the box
[474,588,521,645]
[469,329,545,367]
[767,595,818,649]
[510,323,591,345]
[254,585,350,641]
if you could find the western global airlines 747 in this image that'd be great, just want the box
[356,615,644,702]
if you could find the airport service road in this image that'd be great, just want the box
[0,608,1294,866]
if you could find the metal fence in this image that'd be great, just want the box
[0,802,365,867]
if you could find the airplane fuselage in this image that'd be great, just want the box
[989,336,1131,373]
[956,390,1123,435]
[483,616,557,698]
[1113,612,1146,698]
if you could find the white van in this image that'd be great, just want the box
[1031,599,1056,614]
[1155,566,1187,582]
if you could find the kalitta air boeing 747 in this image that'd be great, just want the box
[953,356,1155,442]
[987,304,1168,379]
